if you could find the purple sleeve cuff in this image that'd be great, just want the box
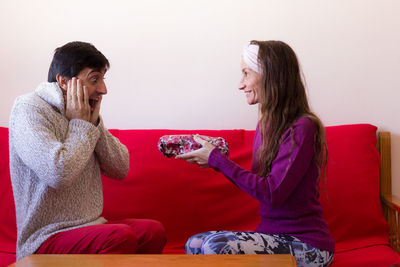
[208,147,240,177]
[208,147,224,169]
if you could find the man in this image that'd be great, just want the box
[9,41,166,261]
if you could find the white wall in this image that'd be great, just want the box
[1,0,399,196]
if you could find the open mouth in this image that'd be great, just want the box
[89,99,97,111]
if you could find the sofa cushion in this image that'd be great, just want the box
[321,124,390,252]
[331,244,400,267]
[0,252,16,267]
[102,129,259,253]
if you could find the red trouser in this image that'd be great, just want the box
[35,219,166,254]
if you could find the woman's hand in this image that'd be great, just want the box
[175,135,215,168]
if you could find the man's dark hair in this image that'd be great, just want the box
[47,41,110,82]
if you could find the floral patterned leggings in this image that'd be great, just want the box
[185,231,334,267]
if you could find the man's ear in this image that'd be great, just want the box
[56,75,68,90]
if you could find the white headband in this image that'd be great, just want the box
[242,43,261,73]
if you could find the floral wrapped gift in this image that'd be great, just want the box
[158,135,229,158]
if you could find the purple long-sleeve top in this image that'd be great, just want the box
[208,117,335,252]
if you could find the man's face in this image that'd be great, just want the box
[75,67,107,111]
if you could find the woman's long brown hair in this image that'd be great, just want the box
[251,40,327,183]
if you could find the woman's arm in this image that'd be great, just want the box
[177,119,316,208]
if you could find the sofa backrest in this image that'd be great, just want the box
[321,124,389,252]
[0,127,16,255]
[102,129,259,253]
[0,124,391,255]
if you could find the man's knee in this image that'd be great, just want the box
[144,219,167,248]
[101,224,138,254]
[148,220,166,238]
[135,219,167,253]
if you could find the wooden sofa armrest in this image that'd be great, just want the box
[378,131,400,253]
[381,194,400,254]
[382,195,400,213]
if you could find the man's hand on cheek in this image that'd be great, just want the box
[65,78,91,122]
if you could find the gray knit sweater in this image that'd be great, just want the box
[9,82,130,260]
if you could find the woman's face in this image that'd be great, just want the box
[239,57,262,105]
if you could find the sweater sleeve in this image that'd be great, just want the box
[208,118,316,208]
[94,117,130,180]
[10,102,100,189]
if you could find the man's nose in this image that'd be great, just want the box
[97,83,107,95]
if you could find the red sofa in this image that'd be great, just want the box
[0,124,399,266]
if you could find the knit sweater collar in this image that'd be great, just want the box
[35,82,65,115]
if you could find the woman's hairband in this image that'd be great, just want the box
[242,43,261,74]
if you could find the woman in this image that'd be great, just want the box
[176,40,334,267]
